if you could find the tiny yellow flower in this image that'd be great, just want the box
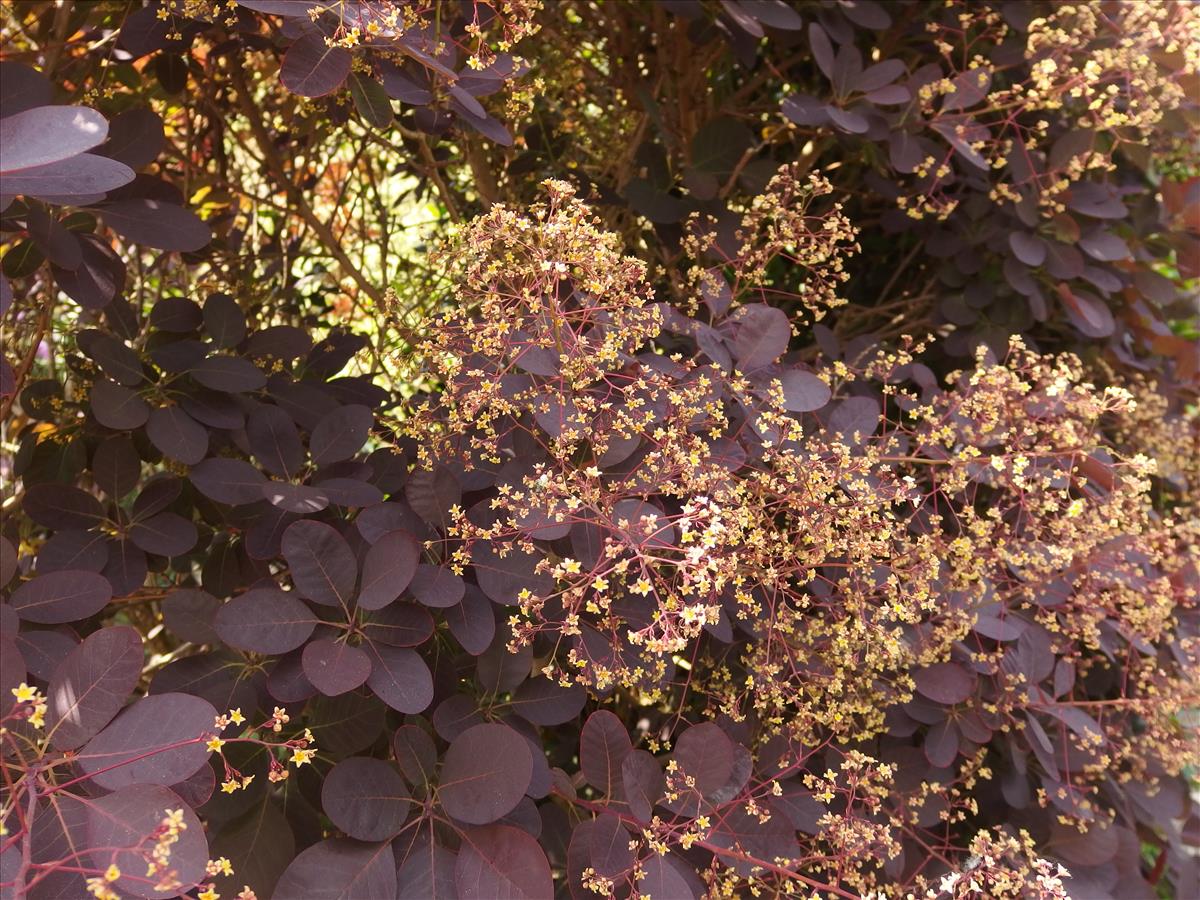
[290,748,315,767]
[228,708,245,726]
[206,736,226,753]
[11,683,36,703]
[632,578,653,596]
[104,864,121,882]
[220,780,240,794]
[591,576,609,592]
[198,886,220,900]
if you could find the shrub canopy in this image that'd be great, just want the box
[1,2,1198,899]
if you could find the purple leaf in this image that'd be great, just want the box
[1009,232,1047,267]
[190,355,266,392]
[439,723,533,825]
[129,511,198,557]
[444,587,496,655]
[732,304,790,370]
[510,676,586,726]
[247,404,304,477]
[281,519,357,607]
[280,33,352,97]
[46,625,142,750]
[357,530,420,610]
[321,756,411,841]
[214,587,317,654]
[310,404,373,465]
[778,368,831,412]
[145,405,209,464]
[365,643,433,713]
[85,785,208,899]
[302,638,372,696]
[455,824,552,900]
[202,291,246,347]
[91,378,149,429]
[10,570,112,624]
[913,661,975,705]
[78,692,215,790]
[23,483,104,529]
[189,457,267,505]
[581,710,631,797]
[274,838,397,900]
[622,749,664,822]
[393,724,438,786]
[0,106,109,171]
[808,23,835,80]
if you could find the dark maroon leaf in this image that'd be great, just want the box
[78,692,215,790]
[45,625,142,750]
[361,603,434,647]
[638,853,700,900]
[91,378,149,429]
[365,643,433,713]
[274,838,397,900]
[310,404,373,465]
[808,22,834,80]
[471,543,552,606]
[92,435,140,499]
[207,800,294,900]
[1079,230,1130,261]
[85,785,208,899]
[439,723,532,825]
[397,839,457,900]
[280,33,352,97]
[674,721,734,797]
[0,106,109,171]
[214,587,317,654]
[103,538,146,596]
[455,825,552,900]
[405,465,461,527]
[510,676,585,726]
[914,661,975,705]
[924,718,959,767]
[98,198,210,252]
[778,368,831,412]
[0,62,52,116]
[129,511,197,557]
[146,404,209,464]
[150,296,202,332]
[10,570,111,623]
[37,530,108,573]
[732,304,790,370]
[314,476,382,507]
[190,355,266,392]
[828,395,881,441]
[444,586,496,655]
[1058,284,1114,338]
[281,519,357,607]
[302,638,372,696]
[160,588,221,644]
[581,710,631,797]
[263,481,329,513]
[246,404,304,477]
[409,564,466,608]
[100,107,165,169]
[322,756,410,841]
[189,457,267,505]
[203,291,247,348]
[942,67,991,111]
[23,483,104,529]
[357,530,420,610]
[393,724,438,786]
[1009,232,1047,267]
[622,749,664,822]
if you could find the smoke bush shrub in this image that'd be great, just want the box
[2,2,1198,899]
